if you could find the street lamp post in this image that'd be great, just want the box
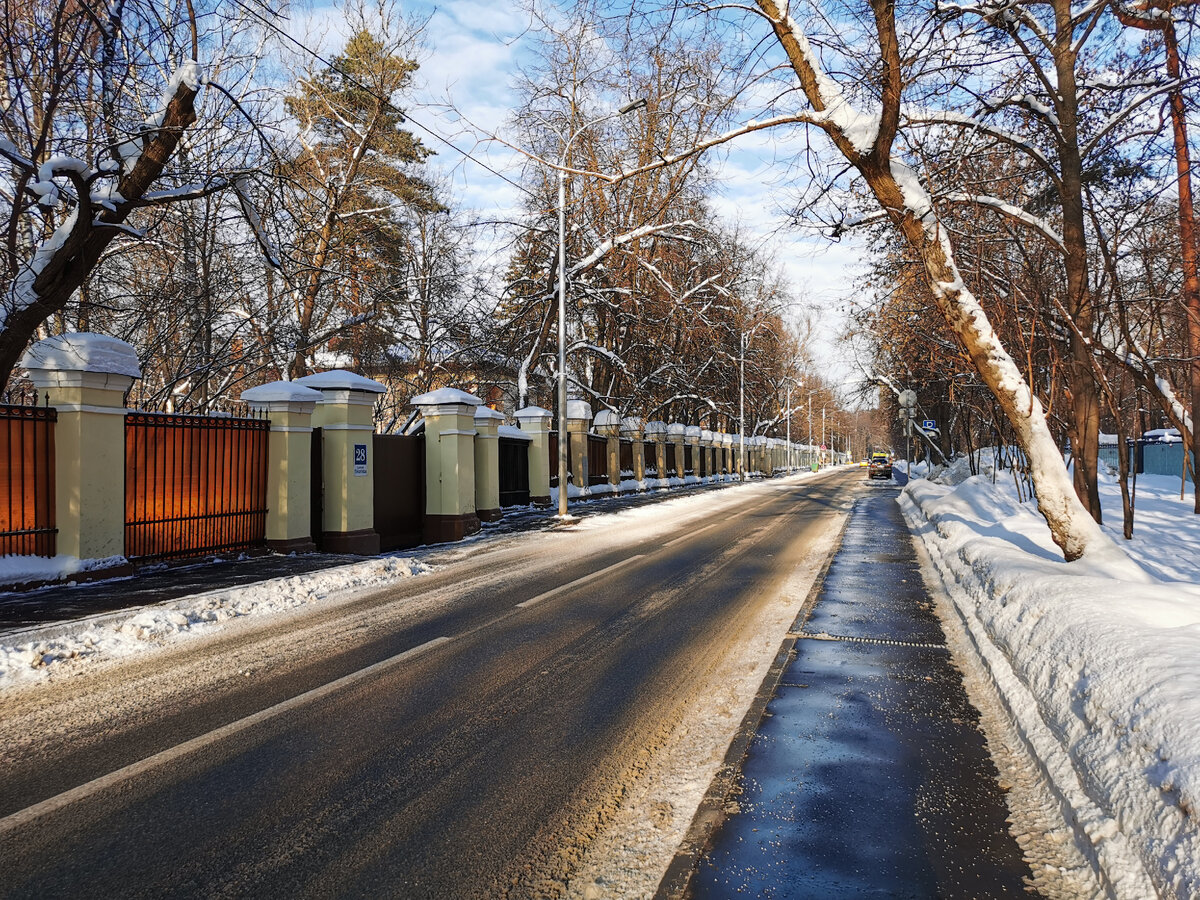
[739,330,747,482]
[555,98,647,518]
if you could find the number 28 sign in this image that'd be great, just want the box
[353,443,368,476]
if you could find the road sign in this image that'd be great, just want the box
[353,443,368,476]
[898,389,917,408]
[922,419,936,430]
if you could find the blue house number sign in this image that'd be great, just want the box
[353,443,368,476]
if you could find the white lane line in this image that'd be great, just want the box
[0,636,452,835]
[516,555,646,609]
[664,521,722,547]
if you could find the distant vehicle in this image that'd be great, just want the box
[868,452,893,479]
[858,458,869,467]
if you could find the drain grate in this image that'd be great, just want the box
[788,631,948,651]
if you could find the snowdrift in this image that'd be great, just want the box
[901,454,1200,898]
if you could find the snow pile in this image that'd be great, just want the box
[0,555,430,688]
[0,554,126,589]
[901,463,1200,898]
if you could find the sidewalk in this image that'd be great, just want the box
[661,483,1038,898]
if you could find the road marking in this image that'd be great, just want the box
[516,555,646,608]
[0,636,452,836]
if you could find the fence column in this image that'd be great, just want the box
[297,370,385,555]
[412,387,482,543]
[22,333,138,562]
[515,406,552,507]
[645,421,667,484]
[474,406,504,523]
[567,400,592,496]
[685,425,702,482]
[667,423,686,482]
[594,409,621,491]
[243,381,322,553]
[622,416,645,484]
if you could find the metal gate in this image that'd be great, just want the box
[644,443,658,478]
[619,438,633,476]
[0,403,56,556]
[311,427,324,549]
[587,434,608,486]
[665,444,677,477]
[373,432,424,551]
[499,435,530,507]
[124,411,269,560]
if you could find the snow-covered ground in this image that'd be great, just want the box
[902,453,1200,899]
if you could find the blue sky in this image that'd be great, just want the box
[294,1,864,388]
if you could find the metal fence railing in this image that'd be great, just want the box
[0,403,56,556]
[124,411,269,560]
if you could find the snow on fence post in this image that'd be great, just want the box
[515,406,553,507]
[622,416,645,486]
[20,333,140,564]
[296,370,386,555]
[411,387,483,543]
[241,381,323,553]
[594,409,622,493]
[474,405,504,523]
[566,400,592,497]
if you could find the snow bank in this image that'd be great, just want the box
[901,459,1200,898]
[0,554,126,589]
[0,556,430,689]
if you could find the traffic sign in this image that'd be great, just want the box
[922,419,936,430]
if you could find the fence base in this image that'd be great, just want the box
[477,507,502,523]
[267,536,317,555]
[321,528,380,555]
[424,513,481,544]
[530,494,552,507]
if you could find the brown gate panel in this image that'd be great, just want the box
[619,438,633,475]
[665,444,677,477]
[0,404,56,556]
[587,434,608,486]
[373,433,424,551]
[684,445,694,476]
[644,443,657,477]
[124,412,269,561]
[498,436,530,507]
[549,432,560,487]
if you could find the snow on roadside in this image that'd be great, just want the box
[0,556,430,689]
[901,453,1200,899]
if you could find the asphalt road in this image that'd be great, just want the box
[0,469,860,899]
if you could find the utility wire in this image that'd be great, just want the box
[228,0,541,203]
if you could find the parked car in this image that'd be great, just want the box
[868,453,893,479]
[858,458,869,467]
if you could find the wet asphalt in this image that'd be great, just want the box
[681,480,1038,899]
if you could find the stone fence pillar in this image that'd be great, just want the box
[21,333,139,562]
[242,381,323,553]
[516,408,552,508]
[685,425,702,480]
[297,369,386,554]
[622,416,645,484]
[515,406,552,507]
[667,423,686,480]
[645,421,667,483]
[474,406,504,522]
[566,399,592,494]
[411,387,483,543]
[594,409,622,491]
